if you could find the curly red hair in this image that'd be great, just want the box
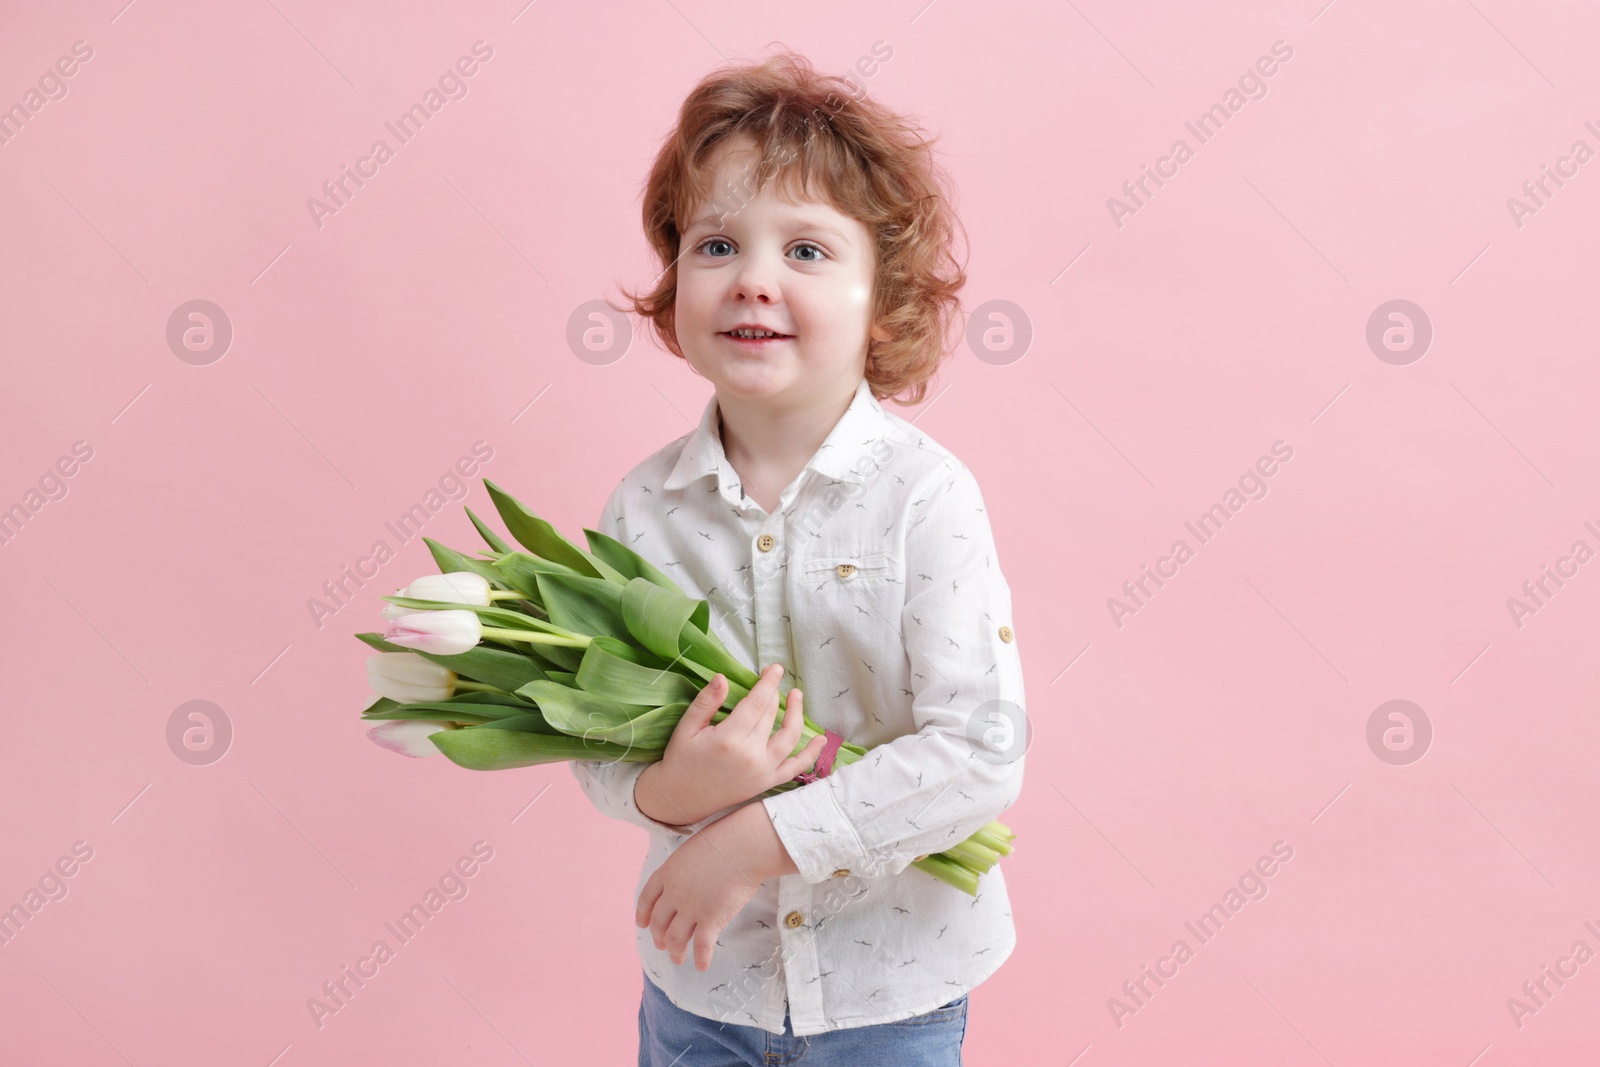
[613,49,968,406]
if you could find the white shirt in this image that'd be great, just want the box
[571,376,1027,1037]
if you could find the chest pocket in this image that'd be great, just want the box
[799,552,903,634]
[802,553,893,586]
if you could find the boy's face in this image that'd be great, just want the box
[675,137,888,413]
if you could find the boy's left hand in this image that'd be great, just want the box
[635,802,795,971]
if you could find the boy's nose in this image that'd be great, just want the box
[731,257,780,303]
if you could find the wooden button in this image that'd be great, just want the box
[914,854,929,862]
[757,533,776,552]
[998,625,1013,643]
[831,868,850,878]
[835,563,856,578]
[784,910,805,928]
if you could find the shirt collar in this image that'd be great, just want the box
[664,378,889,492]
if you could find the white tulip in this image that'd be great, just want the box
[366,652,456,703]
[382,572,493,620]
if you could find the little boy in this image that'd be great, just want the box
[571,50,1026,1066]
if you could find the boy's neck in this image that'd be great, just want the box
[715,383,857,505]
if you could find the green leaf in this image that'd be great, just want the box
[362,695,404,716]
[355,632,549,692]
[380,595,550,632]
[471,713,564,734]
[549,695,687,752]
[537,571,629,643]
[422,538,503,587]
[619,577,703,661]
[362,707,500,723]
[516,679,655,734]
[488,551,578,612]
[574,636,700,705]
[465,505,512,554]
[361,694,535,723]
[482,478,625,583]
[583,526,685,594]
[430,727,657,771]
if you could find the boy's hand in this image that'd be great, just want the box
[636,802,797,970]
[645,664,826,826]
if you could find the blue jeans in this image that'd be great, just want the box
[638,971,969,1066]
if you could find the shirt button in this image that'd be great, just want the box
[831,868,850,878]
[784,910,805,928]
[835,564,856,578]
[757,533,776,552]
[998,625,1014,643]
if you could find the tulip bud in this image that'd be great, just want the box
[383,609,481,655]
[367,719,450,758]
[366,652,456,703]
[382,573,493,620]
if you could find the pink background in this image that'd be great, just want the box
[3,0,1597,1063]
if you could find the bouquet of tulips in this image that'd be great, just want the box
[357,478,1017,896]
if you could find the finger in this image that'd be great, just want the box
[728,663,783,733]
[680,673,727,732]
[636,876,663,928]
[777,687,805,741]
[694,923,720,971]
[650,907,677,952]
[778,732,828,780]
[665,913,697,965]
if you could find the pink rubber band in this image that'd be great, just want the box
[794,729,845,785]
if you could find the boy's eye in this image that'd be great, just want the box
[692,238,829,262]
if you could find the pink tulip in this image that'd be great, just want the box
[383,609,481,655]
[367,719,450,758]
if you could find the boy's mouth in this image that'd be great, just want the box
[721,328,794,341]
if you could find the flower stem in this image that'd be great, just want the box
[480,625,591,649]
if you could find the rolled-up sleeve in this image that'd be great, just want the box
[760,463,1027,884]
[568,481,725,840]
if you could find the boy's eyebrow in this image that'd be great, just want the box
[684,213,853,246]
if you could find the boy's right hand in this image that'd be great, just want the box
[644,664,828,827]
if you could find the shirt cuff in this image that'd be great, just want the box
[761,780,875,884]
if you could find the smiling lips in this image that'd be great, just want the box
[721,327,793,347]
